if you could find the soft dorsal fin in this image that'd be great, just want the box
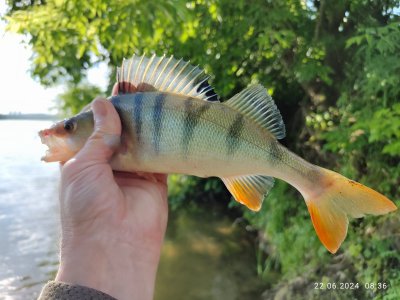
[221,175,274,211]
[224,84,285,139]
[116,54,219,101]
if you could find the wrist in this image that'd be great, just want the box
[56,236,161,300]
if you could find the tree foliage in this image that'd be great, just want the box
[4,0,400,298]
[57,83,102,115]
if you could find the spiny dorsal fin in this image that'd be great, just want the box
[221,175,274,211]
[224,84,285,139]
[116,54,219,101]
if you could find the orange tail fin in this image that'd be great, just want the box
[305,168,397,254]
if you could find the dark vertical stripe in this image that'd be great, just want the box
[133,93,144,143]
[226,113,244,155]
[268,140,284,164]
[152,93,166,154]
[182,99,211,157]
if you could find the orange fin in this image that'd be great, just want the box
[221,175,274,211]
[305,168,397,254]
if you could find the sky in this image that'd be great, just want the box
[0,2,108,114]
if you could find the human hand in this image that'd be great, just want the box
[55,86,168,300]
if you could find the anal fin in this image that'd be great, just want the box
[221,175,274,211]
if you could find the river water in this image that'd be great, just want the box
[0,120,60,299]
[0,120,264,299]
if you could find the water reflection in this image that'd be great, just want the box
[0,120,264,299]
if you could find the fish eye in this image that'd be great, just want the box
[64,119,76,133]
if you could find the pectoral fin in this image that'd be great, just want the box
[221,175,274,211]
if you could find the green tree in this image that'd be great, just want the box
[4,0,400,298]
[57,83,102,115]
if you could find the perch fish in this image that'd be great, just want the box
[39,54,397,253]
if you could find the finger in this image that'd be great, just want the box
[153,173,168,185]
[74,98,121,164]
[114,171,168,186]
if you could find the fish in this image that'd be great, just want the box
[39,54,397,254]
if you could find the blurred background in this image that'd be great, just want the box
[0,0,399,299]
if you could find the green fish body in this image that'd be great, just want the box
[110,91,280,177]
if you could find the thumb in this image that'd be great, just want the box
[75,98,121,164]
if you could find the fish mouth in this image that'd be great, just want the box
[38,127,71,162]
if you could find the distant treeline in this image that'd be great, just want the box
[0,114,57,120]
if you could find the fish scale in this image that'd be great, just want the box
[110,92,267,177]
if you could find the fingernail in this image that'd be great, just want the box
[93,100,107,122]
